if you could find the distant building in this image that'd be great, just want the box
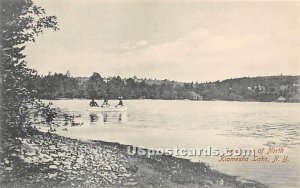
[132,76,143,83]
[277,96,286,102]
[254,84,266,92]
[187,91,203,100]
[279,85,289,91]
[103,78,109,83]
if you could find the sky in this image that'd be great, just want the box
[25,0,300,82]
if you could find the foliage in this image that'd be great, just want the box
[33,73,300,103]
[194,76,299,102]
[33,72,78,99]
[86,72,107,99]
[1,0,59,138]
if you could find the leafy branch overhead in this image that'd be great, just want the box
[2,1,59,58]
[1,0,59,138]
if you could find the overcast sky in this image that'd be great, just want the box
[25,0,300,82]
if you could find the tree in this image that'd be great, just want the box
[106,76,125,99]
[1,0,58,137]
[86,73,106,99]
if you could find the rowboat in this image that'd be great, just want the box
[87,106,127,112]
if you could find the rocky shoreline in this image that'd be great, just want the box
[0,131,267,187]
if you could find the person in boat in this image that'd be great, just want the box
[116,96,124,107]
[89,98,99,107]
[101,98,110,107]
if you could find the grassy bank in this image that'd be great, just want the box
[0,132,267,187]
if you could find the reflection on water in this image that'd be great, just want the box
[103,113,107,123]
[89,113,99,123]
[89,112,127,125]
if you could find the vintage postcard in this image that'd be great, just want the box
[1,0,299,187]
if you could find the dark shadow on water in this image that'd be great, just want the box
[89,112,127,125]
[103,113,108,123]
[89,113,99,123]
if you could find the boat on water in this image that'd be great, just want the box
[87,106,127,112]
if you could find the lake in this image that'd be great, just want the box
[45,99,300,188]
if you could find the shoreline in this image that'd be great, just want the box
[0,131,267,187]
[45,98,299,104]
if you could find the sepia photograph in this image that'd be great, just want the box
[1,0,300,187]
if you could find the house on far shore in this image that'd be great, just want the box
[253,84,266,92]
[279,85,289,91]
[276,96,286,102]
[293,83,299,87]
[187,91,203,100]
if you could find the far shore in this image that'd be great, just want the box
[44,97,299,103]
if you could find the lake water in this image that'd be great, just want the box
[46,99,300,188]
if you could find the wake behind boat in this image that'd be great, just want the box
[87,105,127,112]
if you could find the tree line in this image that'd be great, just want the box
[32,72,201,100]
[33,72,300,102]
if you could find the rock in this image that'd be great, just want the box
[112,174,118,180]
[26,152,36,157]
[119,166,127,173]
[127,182,138,186]
[31,156,40,163]
[48,172,58,179]
[40,154,53,161]
[53,160,61,165]
[50,153,59,158]
[60,146,68,151]
[123,173,131,178]
[5,167,13,171]
[72,171,78,175]
[80,171,85,175]
[57,151,65,156]
[49,165,58,170]
[103,165,111,171]
[17,155,24,161]
[49,145,57,150]
[24,157,33,163]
